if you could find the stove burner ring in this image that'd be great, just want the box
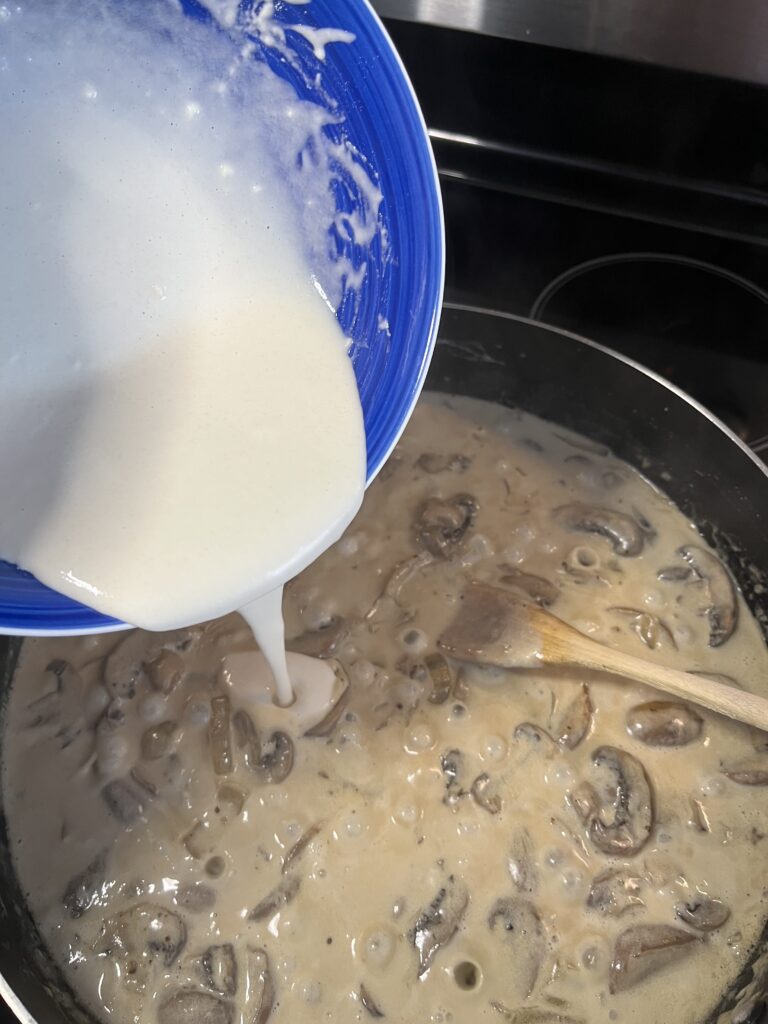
[530,251,768,322]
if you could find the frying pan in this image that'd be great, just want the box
[1,303,767,1024]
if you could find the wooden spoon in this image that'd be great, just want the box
[438,582,768,732]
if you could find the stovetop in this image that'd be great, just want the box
[385,19,768,448]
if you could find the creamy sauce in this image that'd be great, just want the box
[0,1,366,635]
[4,395,768,1024]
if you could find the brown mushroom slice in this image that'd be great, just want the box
[249,875,300,921]
[440,749,467,807]
[233,709,261,770]
[514,722,559,756]
[103,902,187,970]
[183,784,246,858]
[607,608,677,651]
[359,983,385,1018]
[439,583,540,668]
[104,629,192,700]
[675,895,730,932]
[366,553,432,626]
[63,852,107,918]
[492,1009,583,1024]
[414,493,478,558]
[175,884,216,914]
[471,773,502,814]
[722,764,768,786]
[498,567,559,607]
[202,943,237,996]
[554,685,593,750]
[425,653,453,705]
[209,696,233,775]
[409,877,469,977]
[609,924,698,994]
[258,731,294,783]
[304,664,350,737]
[507,827,538,894]
[147,650,185,694]
[244,946,275,1024]
[626,701,703,747]
[282,822,322,874]
[415,452,471,474]
[26,660,85,749]
[574,746,653,856]
[286,616,349,659]
[679,544,738,647]
[488,897,546,998]
[553,504,646,557]
[141,720,178,761]
[101,778,144,825]
[587,868,644,917]
[159,991,233,1024]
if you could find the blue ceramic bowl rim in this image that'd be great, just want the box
[0,0,444,636]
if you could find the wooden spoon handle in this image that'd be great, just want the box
[564,632,768,732]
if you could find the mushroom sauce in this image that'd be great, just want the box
[4,395,768,1024]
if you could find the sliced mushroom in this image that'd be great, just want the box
[415,452,471,474]
[366,553,432,627]
[359,983,385,1018]
[626,702,703,747]
[439,582,539,668]
[609,923,698,994]
[175,884,216,914]
[409,876,469,977]
[607,608,677,650]
[722,765,768,786]
[304,665,350,737]
[514,722,559,756]
[553,685,593,750]
[470,773,502,814]
[182,784,246,858]
[104,629,191,700]
[492,1008,583,1024]
[258,731,294,783]
[63,852,107,918]
[488,897,545,998]
[507,827,537,894]
[102,902,186,969]
[141,720,178,761]
[244,946,274,1024]
[159,990,233,1024]
[679,544,738,647]
[202,943,237,996]
[553,504,646,557]
[573,746,653,856]
[209,696,233,775]
[249,875,300,921]
[587,868,644,917]
[233,709,261,770]
[440,749,467,807]
[675,895,730,932]
[101,778,144,825]
[414,493,478,559]
[498,567,559,607]
[286,617,348,659]
[282,822,322,874]
[26,659,86,749]
[425,653,453,705]
[147,650,185,694]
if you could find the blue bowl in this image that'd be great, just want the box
[0,0,444,636]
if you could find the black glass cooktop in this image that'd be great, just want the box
[387,19,768,449]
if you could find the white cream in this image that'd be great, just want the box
[0,2,366,639]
